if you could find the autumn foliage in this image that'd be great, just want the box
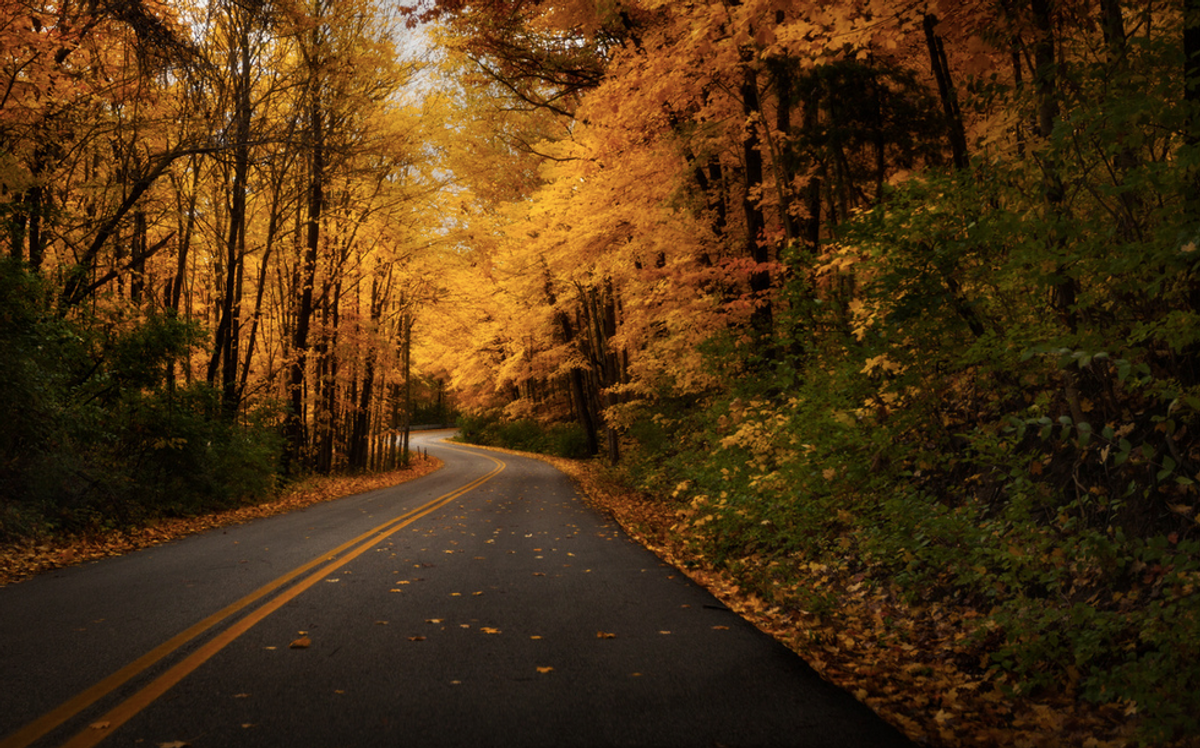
[1,0,453,537]
[425,0,1200,743]
[4,0,1200,742]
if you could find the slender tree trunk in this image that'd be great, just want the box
[1030,0,1086,425]
[287,85,324,468]
[130,210,146,304]
[350,270,387,469]
[315,280,341,474]
[803,87,823,257]
[27,183,43,271]
[1097,0,1143,240]
[739,48,773,338]
[561,312,599,457]
[208,26,252,415]
[923,14,970,171]
[769,10,801,244]
[401,313,413,466]
[169,157,200,312]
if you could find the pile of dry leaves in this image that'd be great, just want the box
[0,455,441,587]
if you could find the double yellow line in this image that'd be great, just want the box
[3,450,504,748]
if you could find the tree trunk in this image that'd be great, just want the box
[739,48,773,339]
[1031,0,1086,426]
[211,26,252,415]
[27,183,44,271]
[401,313,413,466]
[923,14,970,171]
[168,157,200,312]
[287,83,324,468]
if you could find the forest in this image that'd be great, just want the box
[2,0,1199,743]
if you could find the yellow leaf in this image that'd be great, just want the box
[289,636,311,649]
[536,666,553,673]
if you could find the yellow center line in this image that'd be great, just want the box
[1,451,504,748]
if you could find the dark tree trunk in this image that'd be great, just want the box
[739,49,773,338]
[923,14,970,171]
[287,86,324,468]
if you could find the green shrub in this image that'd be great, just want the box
[455,412,590,458]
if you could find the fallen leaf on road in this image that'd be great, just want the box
[289,636,311,649]
[536,666,553,673]
[408,636,426,642]
[426,618,443,624]
[481,627,501,634]
[712,625,729,630]
[89,722,110,730]
[233,693,249,698]
[658,630,672,635]
[374,620,388,625]
[596,631,616,639]
[157,741,189,747]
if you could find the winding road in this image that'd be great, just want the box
[0,431,912,748]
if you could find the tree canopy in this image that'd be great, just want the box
[2,0,1199,742]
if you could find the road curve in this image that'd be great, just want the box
[0,432,912,748]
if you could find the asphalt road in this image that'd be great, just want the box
[0,432,913,748]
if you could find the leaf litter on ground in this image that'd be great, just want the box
[530,451,1164,748]
[0,455,441,586]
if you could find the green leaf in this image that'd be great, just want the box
[1157,457,1177,482]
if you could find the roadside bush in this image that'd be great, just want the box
[455,412,590,458]
[0,259,286,541]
